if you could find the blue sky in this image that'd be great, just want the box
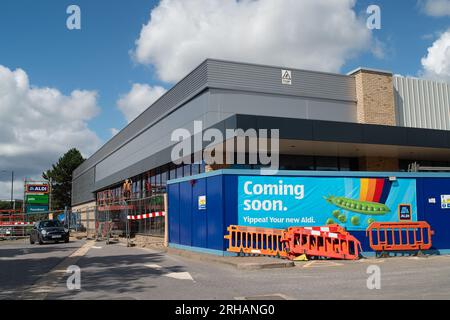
[0,0,448,140]
[350,0,450,74]
[1,0,450,198]
[0,0,161,141]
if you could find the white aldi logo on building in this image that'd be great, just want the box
[441,195,450,209]
[281,69,292,85]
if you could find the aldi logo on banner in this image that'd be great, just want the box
[26,184,49,194]
[399,204,412,220]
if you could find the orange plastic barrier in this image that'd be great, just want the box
[281,226,361,260]
[224,225,288,258]
[366,221,434,253]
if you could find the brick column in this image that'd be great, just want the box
[358,156,399,172]
[351,68,396,126]
[351,68,399,172]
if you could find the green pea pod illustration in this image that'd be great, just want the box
[324,195,390,215]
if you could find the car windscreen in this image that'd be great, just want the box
[40,221,62,228]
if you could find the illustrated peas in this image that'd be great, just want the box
[351,216,360,226]
[338,215,347,223]
[326,218,336,225]
[332,210,341,218]
[324,195,390,216]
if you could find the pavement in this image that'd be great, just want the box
[1,238,450,300]
[165,247,295,270]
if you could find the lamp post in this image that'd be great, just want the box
[1,170,14,210]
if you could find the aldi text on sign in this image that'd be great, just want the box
[26,184,49,194]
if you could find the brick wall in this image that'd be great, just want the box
[358,156,399,172]
[352,69,396,126]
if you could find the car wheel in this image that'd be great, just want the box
[29,236,35,244]
[38,235,44,245]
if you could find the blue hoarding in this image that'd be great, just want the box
[238,176,417,231]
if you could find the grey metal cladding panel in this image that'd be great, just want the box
[72,167,95,206]
[206,60,356,102]
[394,76,450,131]
[73,62,209,178]
[210,89,357,123]
[94,146,173,192]
[94,91,210,182]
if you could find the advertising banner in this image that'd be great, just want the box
[238,176,417,231]
[26,194,49,204]
[26,205,49,213]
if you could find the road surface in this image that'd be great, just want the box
[1,239,450,300]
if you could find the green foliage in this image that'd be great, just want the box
[43,148,85,210]
[0,200,23,210]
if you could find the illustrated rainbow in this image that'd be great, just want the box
[359,178,392,204]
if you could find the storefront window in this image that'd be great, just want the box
[315,157,339,171]
[176,165,183,178]
[191,163,200,175]
[161,167,168,185]
[169,164,177,180]
[184,164,191,177]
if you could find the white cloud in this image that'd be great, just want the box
[420,0,450,17]
[0,180,25,203]
[117,83,167,123]
[0,65,102,200]
[133,0,372,83]
[421,29,450,81]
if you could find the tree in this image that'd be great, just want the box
[43,148,85,210]
[0,200,23,210]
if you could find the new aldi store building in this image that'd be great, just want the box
[71,59,450,249]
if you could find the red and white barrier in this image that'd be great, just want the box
[0,222,33,226]
[127,212,166,220]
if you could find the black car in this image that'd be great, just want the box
[30,220,69,244]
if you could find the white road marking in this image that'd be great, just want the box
[0,257,16,261]
[302,261,343,268]
[145,264,194,281]
[164,272,194,281]
[145,264,163,270]
[91,246,103,249]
